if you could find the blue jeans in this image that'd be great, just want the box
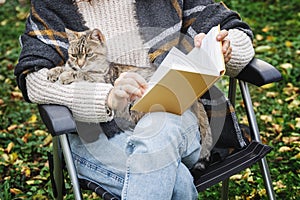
[68,110,201,200]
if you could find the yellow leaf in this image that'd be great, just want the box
[22,166,31,177]
[278,146,292,152]
[9,152,18,163]
[292,152,300,159]
[26,180,35,185]
[11,91,23,99]
[262,25,271,32]
[230,174,243,180]
[28,114,37,123]
[7,124,18,131]
[261,82,275,89]
[5,142,14,153]
[255,34,264,41]
[295,118,300,129]
[266,92,279,98]
[260,115,273,123]
[288,99,300,109]
[266,35,275,42]
[285,41,293,48]
[255,45,272,53]
[34,130,48,136]
[280,63,293,70]
[43,135,52,147]
[10,188,23,195]
[282,136,300,145]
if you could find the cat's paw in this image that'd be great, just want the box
[59,71,76,84]
[130,110,145,124]
[47,67,63,82]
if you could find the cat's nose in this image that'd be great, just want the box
[77,60,85,68]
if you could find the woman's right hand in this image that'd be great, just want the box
[107,72,148,111]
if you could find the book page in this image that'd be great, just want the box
[187,25,225,75]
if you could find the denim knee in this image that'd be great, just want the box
[125,110,201,173]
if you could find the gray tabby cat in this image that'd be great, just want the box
[47,28,213,170]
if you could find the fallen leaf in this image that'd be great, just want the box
[282,136,300,145]
[230,174,243,180]
[266,91,279,98]
[22,133,32,143]
[260,115,273,123]
[255,45,272,53]
[11,91,23,99]
[7,124,18,131]
[285,41,293,48]
[280,63,293,70]
[34,130,48,136]
[256,34,264,41]
[295,118,300,129]
[278,146,292,152]
[261,82,275,89]
[10,188,22,195]
[5,142,14,153]
[21,166,31,177]
[262,25,272,32]
[274,180,286,190]
[292,152,300,159]
[42,135,52,147]
[28,114,37,123]
[288,99,300,109]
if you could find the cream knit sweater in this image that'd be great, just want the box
[26,0,254,123]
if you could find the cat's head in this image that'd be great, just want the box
[66,28,108,71]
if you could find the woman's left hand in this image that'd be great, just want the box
[194,29,232,63]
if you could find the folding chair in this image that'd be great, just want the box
[38,57,282,200]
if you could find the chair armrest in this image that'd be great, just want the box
[38,104,77,136]
[235,58,282,86]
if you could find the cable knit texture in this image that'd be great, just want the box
[26,68,113,123]
[77,0,151,68]
[225,29,255,77]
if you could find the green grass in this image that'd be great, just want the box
[1,0,299,199]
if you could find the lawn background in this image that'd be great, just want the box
[0,0,299,199]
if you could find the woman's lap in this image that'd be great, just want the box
[69,109,201,199]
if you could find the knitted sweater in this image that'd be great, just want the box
[15,0,254,123]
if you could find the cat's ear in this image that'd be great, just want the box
[65,28,80,41]
[89,29,106,44]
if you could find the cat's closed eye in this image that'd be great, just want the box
[86,53,93,57]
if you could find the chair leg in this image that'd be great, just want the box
[221,179,229,200]
[239,81,276,200]
[59,134,83,200]
[51,136,65,200]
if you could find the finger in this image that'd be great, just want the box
[122,72,148,88]
[122,84,144,98]
[113,86,130,98]
[194,33,206,47]
[217,29,228,41]
[222,39,230,54]
[224,46,232,63]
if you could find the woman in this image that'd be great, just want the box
[15,0,254,199]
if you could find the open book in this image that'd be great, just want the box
[131,25,225,115]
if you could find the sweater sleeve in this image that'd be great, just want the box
[26,68,114,123]
[225,29,255,77]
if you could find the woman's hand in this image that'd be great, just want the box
[194,29,232,63]
[107,72,147,111]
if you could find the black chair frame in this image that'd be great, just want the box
[38,58,282,200]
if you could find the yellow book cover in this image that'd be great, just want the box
[131,25,225,115]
